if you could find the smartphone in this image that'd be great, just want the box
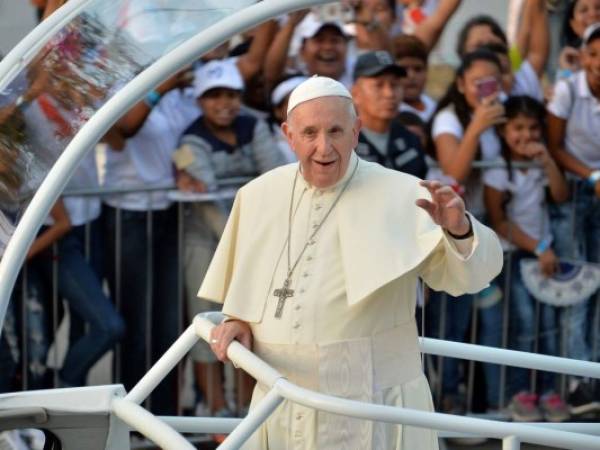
[475,77,499,100]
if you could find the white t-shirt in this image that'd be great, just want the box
[62,150,101,227]
[547,71,600,171]
[483,166,552,251]
[399,94,437,123]
[103,89,201,210]
[429,106,501,218]
[511,60,543,102]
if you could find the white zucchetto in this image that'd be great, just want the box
[286,76,352,115]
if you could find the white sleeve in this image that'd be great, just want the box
[431,109,464,139]
[511,60,544,102]
[547,78,572,119]
[483,167,509,192]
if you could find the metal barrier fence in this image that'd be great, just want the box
[6,171,600,424]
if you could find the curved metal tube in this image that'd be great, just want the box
[0,0,329,331]
[112,398,195,450]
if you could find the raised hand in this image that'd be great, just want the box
[416,180,470,236]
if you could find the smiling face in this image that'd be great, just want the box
[582,37,600,94]
[301,27,348,80]
[500,113,542,158]
[282,97,361,188]
[571,0,600,37]
[197,88,241,129]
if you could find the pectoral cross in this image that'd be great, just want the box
[273,277,294,319]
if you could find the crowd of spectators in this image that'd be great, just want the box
[2,0,600,440]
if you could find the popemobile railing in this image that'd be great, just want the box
[105,310,600,450]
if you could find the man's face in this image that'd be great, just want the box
[301,27,348,80]
[282,97,361,188]
[352,72,403,122]
[397,56,426,102]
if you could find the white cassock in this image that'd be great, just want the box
[198,151,503,449]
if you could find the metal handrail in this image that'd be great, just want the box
[113,311,600,450]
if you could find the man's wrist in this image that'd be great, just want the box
[445,214,473,240]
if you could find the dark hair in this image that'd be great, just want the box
[393,35,428,63]
[562,0,582,48]
[456,15,508,57]
[478,42,509,57]
[426,49,502,158]
[397,111,426,130]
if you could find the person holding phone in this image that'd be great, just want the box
[425,48,505,415]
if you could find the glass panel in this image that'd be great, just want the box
[0,0,256,255]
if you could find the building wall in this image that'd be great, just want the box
[0,1,38,57]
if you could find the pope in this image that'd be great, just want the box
[201,76,503,449]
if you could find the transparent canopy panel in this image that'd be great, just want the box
[0,0,256,254]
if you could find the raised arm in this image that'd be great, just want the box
[263,10,309,89]
[235,20,278,83]
[27,199,71,260]
[413,0,462,52]
[515,0,549,76]
[108,71,192,143]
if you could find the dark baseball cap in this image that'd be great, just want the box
[353,51,407,81]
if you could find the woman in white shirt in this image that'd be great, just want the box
[426,48,505,413]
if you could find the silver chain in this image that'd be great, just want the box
[285,159,360,281]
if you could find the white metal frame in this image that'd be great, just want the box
[2,1,600,449]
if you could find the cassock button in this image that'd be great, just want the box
[293,322,300,329]
[306,255,313,261]
[296,413,303,420]
[315,204,322,210]
[311,223,318,229]
[302,272,309,278]
[294,304,301,311]
[299,288,306,294]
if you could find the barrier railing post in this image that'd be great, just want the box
[502,435,520,450]
[217,388,284,450]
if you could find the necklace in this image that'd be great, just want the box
[272,159,359,319]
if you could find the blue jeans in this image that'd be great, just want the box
[549,180,600,363]
[503,251,558,397]
[427,286,503,409]
[103,204,180,415]
[37,222,125,386]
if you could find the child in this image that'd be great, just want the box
[484,95,570,422]
[173,60,285,421]
[547,22,600,414]
[394,35,437,122]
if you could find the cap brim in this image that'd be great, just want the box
[355,65,407,80]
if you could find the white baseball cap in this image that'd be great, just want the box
[297,12,348,41]
[271,75,309,106]
[582,22,600,47]
[286,75,352,115]
[193,60,244,98]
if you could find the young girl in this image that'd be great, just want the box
[484,95,570,422]
[426,48,505,414]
